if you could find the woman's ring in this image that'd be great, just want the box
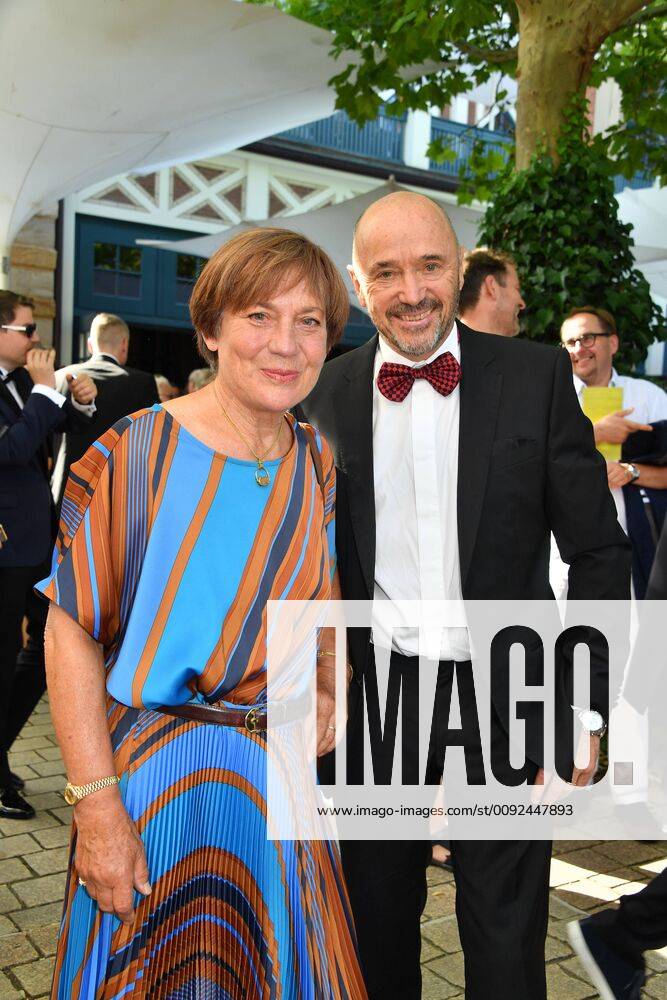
[327,725,335,732]
[78,877,87,887]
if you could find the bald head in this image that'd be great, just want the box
[353,191,458,265]
[348,191,463,361]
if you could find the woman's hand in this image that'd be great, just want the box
[316,662,346,757]
[74,787,151,925]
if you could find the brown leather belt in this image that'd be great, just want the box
[158,696,308,733]
[159,702,266,732]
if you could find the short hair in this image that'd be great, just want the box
[189,227,350,367]
[562,305,617,338]
[0,290,35,328]
[90,312,130,348]
[187,367,214,391]
[459,248,516,313]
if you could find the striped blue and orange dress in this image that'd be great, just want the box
[37,404,365,1000]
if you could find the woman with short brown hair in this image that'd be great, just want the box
[38,228,366,998]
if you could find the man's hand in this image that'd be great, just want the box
[594,408,651,445]
[606,461,634,489]
[25,348,56,388]
[571,733,601,787]
[532,734,600,803]
[67,372,97,405]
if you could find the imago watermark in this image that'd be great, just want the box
[265,600,666,841]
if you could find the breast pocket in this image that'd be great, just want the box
[489,436,541,472]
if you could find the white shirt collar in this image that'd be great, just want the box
[375,321,460,371]
[573,366,618,396]
[92,351,121,364]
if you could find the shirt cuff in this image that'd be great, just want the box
[71,398,96,415]
[32,384,66,408]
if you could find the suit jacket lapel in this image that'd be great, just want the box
[15,367,33,405]
[339,336,377,599]
[0,369,52,471]
[0,378,22,418]
[457,324,503,590]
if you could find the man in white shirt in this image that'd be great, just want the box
[555,306,667,594]
[51,312,159,504]
[458,247,526,337]
[299,193,630,1000]
[0,291,96,820]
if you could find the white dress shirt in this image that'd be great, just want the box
[0,366,66,410]
[549,369,667,599]
[573,369,667,533]
[372,325,470,661]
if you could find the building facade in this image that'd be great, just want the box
[6,103,662,385]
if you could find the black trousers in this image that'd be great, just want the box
[0,563,49,789]
[336,649,551,1000]
[602,869,667,960]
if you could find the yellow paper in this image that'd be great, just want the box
[581,386,624,461]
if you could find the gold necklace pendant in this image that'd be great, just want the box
[212,383,283,487]
[255,463,271,487]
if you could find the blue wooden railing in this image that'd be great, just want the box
[428,118,512,177]
[278,109,405,164]
[614,171,655,193]
[277,110,657,194]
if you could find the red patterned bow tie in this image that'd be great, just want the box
[377,352,461,402]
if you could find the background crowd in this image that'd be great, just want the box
[2,246,665,823]
[0,225,665,1000]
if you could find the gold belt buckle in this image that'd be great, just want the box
[245,707,260,733]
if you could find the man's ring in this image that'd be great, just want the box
[78,877,87,887]
[327,725,335,732]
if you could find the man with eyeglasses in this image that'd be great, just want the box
[0,290,97,819]
[552,305,667,600]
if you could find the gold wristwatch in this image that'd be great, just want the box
[63,776,120,805]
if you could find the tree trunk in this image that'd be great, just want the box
[514,0,651,171]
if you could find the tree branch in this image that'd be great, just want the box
[620,0,667,27]
[594,0,656,37]
[457,42,518,64]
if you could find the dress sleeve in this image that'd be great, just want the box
[35,438,120,648]
[298,421,337,580]
[317,431,337,581]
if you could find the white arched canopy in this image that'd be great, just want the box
[0,0,346,286]
[139,182,483,307]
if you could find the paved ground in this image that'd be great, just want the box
[1,699,666,999]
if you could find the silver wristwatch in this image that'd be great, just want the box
[577,709,607,739]
[620,462,640,483]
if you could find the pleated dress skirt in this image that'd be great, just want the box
[50,702,365,1000]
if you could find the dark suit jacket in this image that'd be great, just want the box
[298,322,631,769]
[0,368,92,568]
[52,354,159,504]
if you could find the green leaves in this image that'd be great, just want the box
[479,105,666,368]
[249,0,665,196]
[390,10,418,32]
[245,1,665,367]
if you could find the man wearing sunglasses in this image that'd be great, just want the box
[0,290,97,819]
